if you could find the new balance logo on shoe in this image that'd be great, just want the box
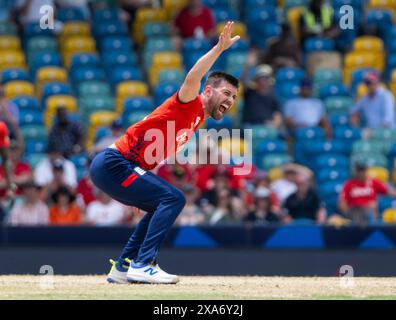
[144,267,158,276]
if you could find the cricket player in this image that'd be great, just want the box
[90,22,240,284]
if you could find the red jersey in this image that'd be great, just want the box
[340,178,388,207]
[0,161,31,197]
[115,93,204,170]
[174,6,216,38]
[0,121,10,148]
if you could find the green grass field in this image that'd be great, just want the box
[1,276,396,300]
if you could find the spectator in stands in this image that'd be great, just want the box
[241,64,283,128]
[283,173,327,224]
[270,163,313,204]
[176,184,205,225]
[0,142,32,198]
[339,162,396,225]
[86,189,126,226]
[93,119,124,153]
[118,0,153,29]
[249,171,281,214]
[172,0,216,48]
[8,181,49,226]
[284,77,332,138]
[0,86,23,150]
[157,162,194,191]
[299,0,339,45]
[0,84,19,123]
[14,0,55,25]
[263,24,302,70]
[49,186,81,226]
[244,187,281,224]
[206,188,240,225]
[350,71,395,129]
[47,106,84,158]
[76,156,96,208]
[34,144,78,192]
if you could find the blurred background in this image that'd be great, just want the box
[0,0,396,276]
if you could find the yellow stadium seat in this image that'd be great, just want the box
[0,51,26,71]
[133,8,168,43]
[287,7,304,41]
[269,167,283,182]
[0,36,21,51]
[163,0,187,19]
[383,208,396,223]
[4,81,34,99]
[116,81,149,112]
[44,95,78,127]
[88,111,119,138]
[61,22,91,39]
[353,36,384,52]
[368,0,396,20]
[152,52,183,69]
[343,52,382,85]
[63,36,96,54]
[356,82,387,100]
[216,21,247,39]
[36,66,68,83]
[367,166,389,183]
[219,137,245,157]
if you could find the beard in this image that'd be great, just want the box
[209,99,228,121]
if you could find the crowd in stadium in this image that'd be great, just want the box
[1,0,396,227]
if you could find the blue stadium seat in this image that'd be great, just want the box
[333,127,361,142]
[366,9,393,37]
[100,36,132,52]
[108,66,143,86]
[57,7,86,22]
[30,52,62,75]
[206,115,233,130]
[41,83,72,108]
[182,38,212,53]
[93,21,128,38]
[379,196,396,215]
[318,181,343,197]
[93,8,119,23]
[295,127,325,141]
[333,0,362,11]
[350,68,377,94]
[317,168,349,183]
[244,0,277,7]
[70,53,100,69]
[329,113,349,128]
[304,37,335,52]
[155,82,179,105]
[70,67,106,84]
[123,97,155,113]
[23,23,55,40]
[12,96,39,110]
[25,140,47,154]
[303,140,347,156]
[143,22,171,39]
[316,154,349,170]
[102,51,138,69]
[1,68,30,83]
[213,7,239,23]
[19,109,44,126]
[256,140,287,155]
[319,84,350,100]
[275,82,301,103]
[94,126,112,143]
[275,68,306,83]
[203,0,229,8]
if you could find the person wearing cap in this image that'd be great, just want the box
[339,162,396,225]
[7,180,49,226]
[350,71,395,129]
[284,77,332,138]
[241,64,283,128]
[47,106,84,158]
[93,119,124,153]
[34,144,78,192]
[244,187,281,224]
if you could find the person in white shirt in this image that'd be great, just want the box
[8,181,49,226]
[34,146,77,189]
[86,189,126,226]
[270,163,312,204]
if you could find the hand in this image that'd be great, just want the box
[216,21,240,52]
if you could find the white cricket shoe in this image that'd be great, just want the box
[127,260,180,284]
[106,259,130,284]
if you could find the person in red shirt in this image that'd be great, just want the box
[90,22,240,284]
[339,162,396,224]
[173,0,216,39]
[0,142,32,197]
[0,121,17,222]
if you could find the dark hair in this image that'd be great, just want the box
[204,71,239,89]
[51,186,76,204]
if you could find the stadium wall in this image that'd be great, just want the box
[1,226,396,276]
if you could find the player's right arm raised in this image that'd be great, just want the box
[178,21,240,103]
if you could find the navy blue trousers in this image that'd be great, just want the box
[89,148,186,265]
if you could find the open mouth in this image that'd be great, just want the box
[219,105,227,114]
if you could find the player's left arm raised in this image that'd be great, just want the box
[178,21,240,103]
